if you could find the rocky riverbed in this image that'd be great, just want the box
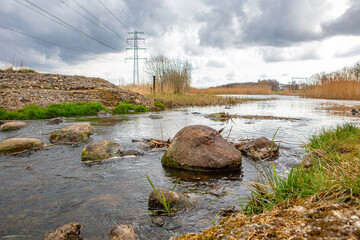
[0,72,152,111]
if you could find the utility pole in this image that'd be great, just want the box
[126,31,146,85]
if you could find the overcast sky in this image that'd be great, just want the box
[1,0,359,87]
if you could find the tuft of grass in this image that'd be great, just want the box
[0,67,37,74]
[112,101,149,114]
[0,102,108,120]
[242,123,360,215]
[147,176,180,215]
[152,101,166,110]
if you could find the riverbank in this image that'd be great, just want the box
[176,123,360,239]
[0,72,152,111]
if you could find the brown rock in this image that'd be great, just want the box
[162,125,242,171]
[81,140,123,161]
[0,121,28,131]
[301,149,327,168]
[239,137,279,160]
[49,123,94,144]
[0,138,46,154]
[148,189,195,211]
[110,224,137,240]
[42,222,81,240]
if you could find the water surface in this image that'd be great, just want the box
[1,95,359,239]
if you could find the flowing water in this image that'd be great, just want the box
[1,95,360,239]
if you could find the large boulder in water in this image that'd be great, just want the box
[49,123,94,144]
[81,140,123,161]
[239,137,279,160]
[0,138,46,154]
[162,125,242,171]
[42,222,81,240]
[0,121,28,131]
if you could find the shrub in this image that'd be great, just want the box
[113,101,149,114]
[152,101,166,110]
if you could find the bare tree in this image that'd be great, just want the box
[145,54,192,93]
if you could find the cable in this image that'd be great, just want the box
[56,0,124,41]
[71,0,125,41]
[0,24,119,62]
[97,0,130,31]
[14,0,119,51]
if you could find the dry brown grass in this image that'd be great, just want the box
[300,80,360,100]
[190,86,272,95]
[122,84,273,95]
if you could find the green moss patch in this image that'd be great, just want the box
[0,102,108,120]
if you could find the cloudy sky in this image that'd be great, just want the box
[1,0,359,87]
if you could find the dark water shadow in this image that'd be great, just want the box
[162,165,243,182]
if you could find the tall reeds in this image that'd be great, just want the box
[301,80,360,100]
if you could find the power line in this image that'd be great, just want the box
[71,0,125,41]
[126,31,146,85]
[0,24,119,62]
[56,0,124,41]
[14,0,119,51]
[97,0,130,31]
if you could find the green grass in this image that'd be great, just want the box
[113,101,149,114]
[242,123,360,215]
[152,101,166,110]
[0,102,108,120]
[147,176,180,215]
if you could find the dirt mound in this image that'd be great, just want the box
[0,72,152,111]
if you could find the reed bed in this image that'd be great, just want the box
[301,80,360,100]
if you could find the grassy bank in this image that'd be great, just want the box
[0,102,108,120]
[176,123,360,239]
[149,94,258,107]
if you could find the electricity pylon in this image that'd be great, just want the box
[126,31,146,85]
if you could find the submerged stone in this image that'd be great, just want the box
[162,125,242,171]
[239,137,279,160]
[301,149,327,168]
[42,222,81,240]
[0,138,46,154]
[47,117,64,125]
[110,224,137,240]
[49,123,94,144]
[148,189,195,211]
[81,140,123,161]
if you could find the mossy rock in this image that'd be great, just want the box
[49,123,94,144]
[0,121,29,131]
[0,138,46,154]
[81,140,123,161]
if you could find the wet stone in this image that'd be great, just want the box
[0,121,28,131]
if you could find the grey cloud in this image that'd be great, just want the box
[322,1,360,36]
[196,0,247,48]
[0,0,166,69]
[206,60,226,68]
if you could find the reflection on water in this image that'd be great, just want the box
[1,95,360,239]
